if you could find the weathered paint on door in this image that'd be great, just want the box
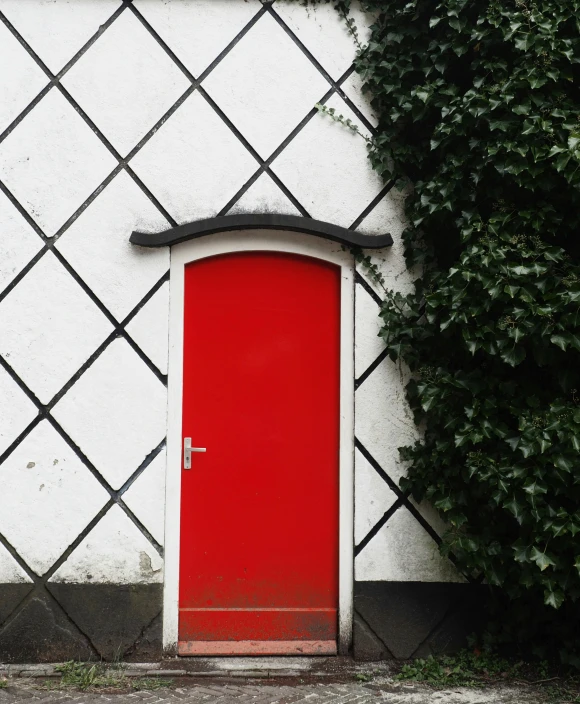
[179,251,340,656]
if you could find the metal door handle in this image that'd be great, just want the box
[184,438,206,469]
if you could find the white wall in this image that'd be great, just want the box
[0,0,458,587]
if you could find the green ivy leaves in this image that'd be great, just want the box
[350,0,580,609]
[303,0,580,660]
[318,0,580,656]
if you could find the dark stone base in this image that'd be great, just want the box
[0,584,162,663]
[0,583,32,626]
[0,590,94,663]
[0,581,486,663]
[353,581,490,660]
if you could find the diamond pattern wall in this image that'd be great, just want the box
[203,12,329,159]
[52,339,167,491]
[0,89,117,236]
[271,94,382,227]
[130,90,258,223]
[123,449,167,546]
[0,0,464,652]
[125,282,170,375]
[0,0,121,74]
[49,505,163,585]
[0,421,109,576]
[0,251,113,403]
[0,22,47,135]
[62,10,190,157]
[0,543,31,585]
[0,190,42,292]
[226,174,301,217]
[0,366,37,458]
[355,507,464,583]
[133,0,262,78]
[273,0,370,80]
[55,171,170,321]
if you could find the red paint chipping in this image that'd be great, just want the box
[179,252,340,653]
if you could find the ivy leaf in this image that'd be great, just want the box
[501,346,526,366]
[504,498,527,523]
[513,545,530,563]
[435,496,454,511]
[524,480,548,497]
[554,456,573,473]
[513,102,531,116]
[544,589,565,609]
[548,145,567,157]
[551,335,569,351]
[530,547,556,571]
[514,34,533,51]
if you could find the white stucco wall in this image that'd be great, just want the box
[0,0,458,587]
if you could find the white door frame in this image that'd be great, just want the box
[162,229,355,655]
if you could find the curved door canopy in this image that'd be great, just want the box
[130,214,393,249]
[179,251,340,655]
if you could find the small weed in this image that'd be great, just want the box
[53,662,173,693]
[0,678,7,689]
[545,683,580,703]
[131,678,173,691]
[395,650,523,688]
[354,673,373,682]
[538,660,551,680]
[396,657,476,688]
[54,661,127,691]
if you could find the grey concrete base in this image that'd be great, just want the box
[0,584,162,663]
[353,582,490,660]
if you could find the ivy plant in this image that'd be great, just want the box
[299,0,580,663]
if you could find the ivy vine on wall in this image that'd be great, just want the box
[300,0,580,662]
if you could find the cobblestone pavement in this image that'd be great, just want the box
[0,678,551,704]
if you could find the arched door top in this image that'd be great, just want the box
[130,214,393,249]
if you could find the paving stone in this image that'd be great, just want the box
[151,672,186,678]
[0,678,550,704]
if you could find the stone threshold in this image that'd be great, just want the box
[0,657,393,680]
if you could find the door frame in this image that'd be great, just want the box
[163,229,354,655]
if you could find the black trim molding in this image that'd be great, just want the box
[130,214,393,249]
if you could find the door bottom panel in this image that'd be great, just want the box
[179,607,337,641]
[178,640,337,656]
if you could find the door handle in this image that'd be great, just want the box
[184,438,206,469]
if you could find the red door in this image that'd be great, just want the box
[178,251,340,656]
